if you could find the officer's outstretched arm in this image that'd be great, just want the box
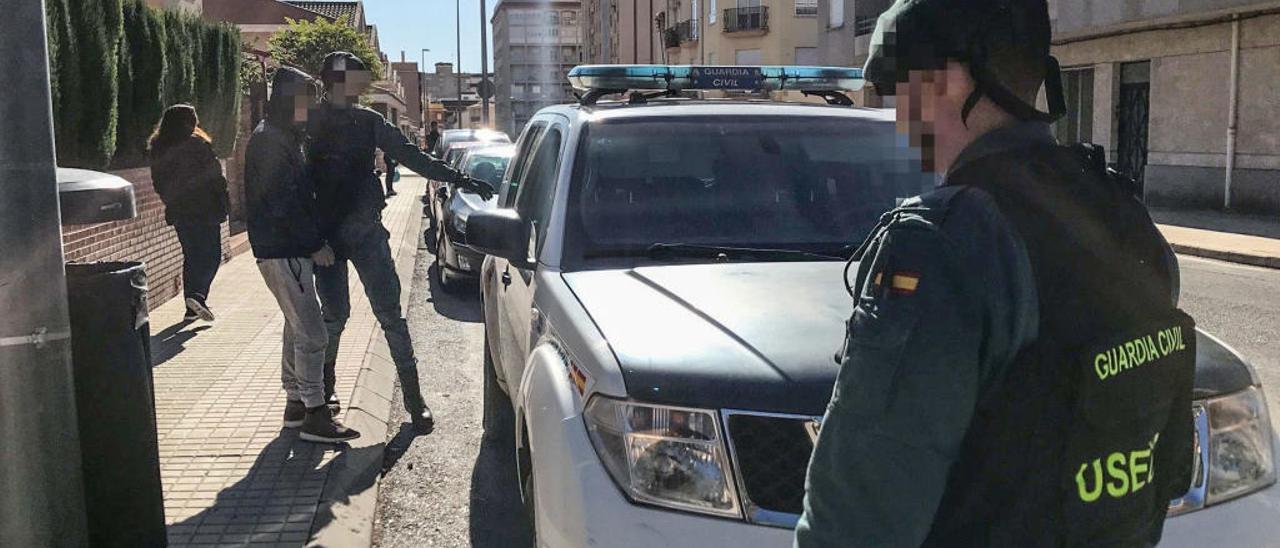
[796,203,1036,547]
[373,118,495,197]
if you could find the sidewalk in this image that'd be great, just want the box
[152,177,426,547]
[1152,208,1280,269]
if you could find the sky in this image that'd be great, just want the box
[363,0,497,75]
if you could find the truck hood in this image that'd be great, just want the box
[563,262,851,415]
[562,262,1255,415]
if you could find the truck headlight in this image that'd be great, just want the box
[584,396,741,518]
[1206,386,1276,504]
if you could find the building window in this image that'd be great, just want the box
[829,0,843,27]
[794,47,818,65]
[1054,67,1094,144]
[735,48,763,65]
[709,0,716,24]
[795,0,817,17]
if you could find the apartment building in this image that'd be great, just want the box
[582,0,660,63]
[818,0,1280,213]
[661,0,820,67]
[493,0,584,136]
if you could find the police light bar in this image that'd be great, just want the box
[567,65,864,93]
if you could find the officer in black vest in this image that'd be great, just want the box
[796,1,1196,546]
[308,51,495,432]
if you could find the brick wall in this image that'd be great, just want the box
[61,166,233,310]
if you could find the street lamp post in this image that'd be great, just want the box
[420,48,430,136]
[0,0,90,545]
[456,0,464,129]
[480,0,491,126]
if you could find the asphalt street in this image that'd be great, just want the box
[369,211,1280,547]
[1177,255,1280,421]
[371,218,532,548]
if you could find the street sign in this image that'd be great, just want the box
[690,66,765,90]
[475,79,495,100]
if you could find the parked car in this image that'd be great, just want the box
[432,144,514,292]
[425,130,510,228]
[467,68,1279,548]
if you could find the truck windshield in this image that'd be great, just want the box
[564,115,932,267]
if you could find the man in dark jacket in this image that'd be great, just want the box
[307,51,495,432]
[796,0,1194,545]
[424,120,441,155]
[245,66,359,444]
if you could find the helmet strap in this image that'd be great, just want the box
[962,55,1068,125]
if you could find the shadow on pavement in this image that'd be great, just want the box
[167,433,384,545]
[380,422,425,477]
[151,321,210,367]
[426,260,484,324]
[468,422,534,547]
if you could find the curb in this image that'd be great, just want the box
[309,184,426,547]
[1170,243,1280,270]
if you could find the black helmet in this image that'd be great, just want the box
[862,0,1065,124]
[320,51,368,78]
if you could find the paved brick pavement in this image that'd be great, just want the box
[151,178,425,547]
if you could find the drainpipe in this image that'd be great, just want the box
[1225,15,1241,210]
[0,0,89,545]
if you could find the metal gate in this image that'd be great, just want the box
[1116,61,1151,193]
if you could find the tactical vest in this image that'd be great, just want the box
[307,106,384,231]
[922,144,1196,547]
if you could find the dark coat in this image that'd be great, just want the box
[244,121,325,259]
[150,135,229,225]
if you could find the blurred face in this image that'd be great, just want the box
[890,62,972,173]
[325,69,372,106]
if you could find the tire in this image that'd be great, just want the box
[435,233,462,294]
[517,425,538,544]
[483,335,515,438]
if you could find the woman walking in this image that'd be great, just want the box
[149,104,228,321]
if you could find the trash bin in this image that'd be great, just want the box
[65,261,166,548]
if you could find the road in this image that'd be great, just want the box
[370,219,1280,547]
[372,220,532,548]
[1177,255,1280,420]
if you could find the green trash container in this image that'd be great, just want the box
[65,261,166,548]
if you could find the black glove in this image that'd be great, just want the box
[457,175,496,200]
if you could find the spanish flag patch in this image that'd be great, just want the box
[874,271,921,296]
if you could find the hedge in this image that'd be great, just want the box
[45,0,241,170]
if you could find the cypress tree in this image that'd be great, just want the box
[162,10,195,107]
[113,0,166,168]
[66,0,124,169]
[45,0,81,167]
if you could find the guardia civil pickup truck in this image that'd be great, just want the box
[464,65,1279,548]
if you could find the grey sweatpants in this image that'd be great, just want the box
[258,257,327,408]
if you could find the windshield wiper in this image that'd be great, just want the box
[646,243,844,262]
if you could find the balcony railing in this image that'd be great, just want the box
[662,27,681,49]
[853,14,878,35]
[723,6,768,33]
[675,19,697,42]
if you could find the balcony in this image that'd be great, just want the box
[853,14,878,36]
[675,19,697,42]
[723,6,768,33]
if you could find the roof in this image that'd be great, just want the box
[543,99,895,124]
[202,0,334,25]
[285,1,360,22]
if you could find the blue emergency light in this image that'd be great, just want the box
[567,64,865,93]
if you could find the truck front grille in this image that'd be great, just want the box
[723,412,818,524]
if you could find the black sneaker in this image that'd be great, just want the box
[299,405,360,444]
[185,297,216,322]
[184,309,199,321]
[326,392,342,415]
[283,400,306,428]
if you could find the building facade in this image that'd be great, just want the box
[493,0,584,136]
[661,0,820,67]
[817,0,1280,213]
[582,0,660,63]
[391,59,427,135]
